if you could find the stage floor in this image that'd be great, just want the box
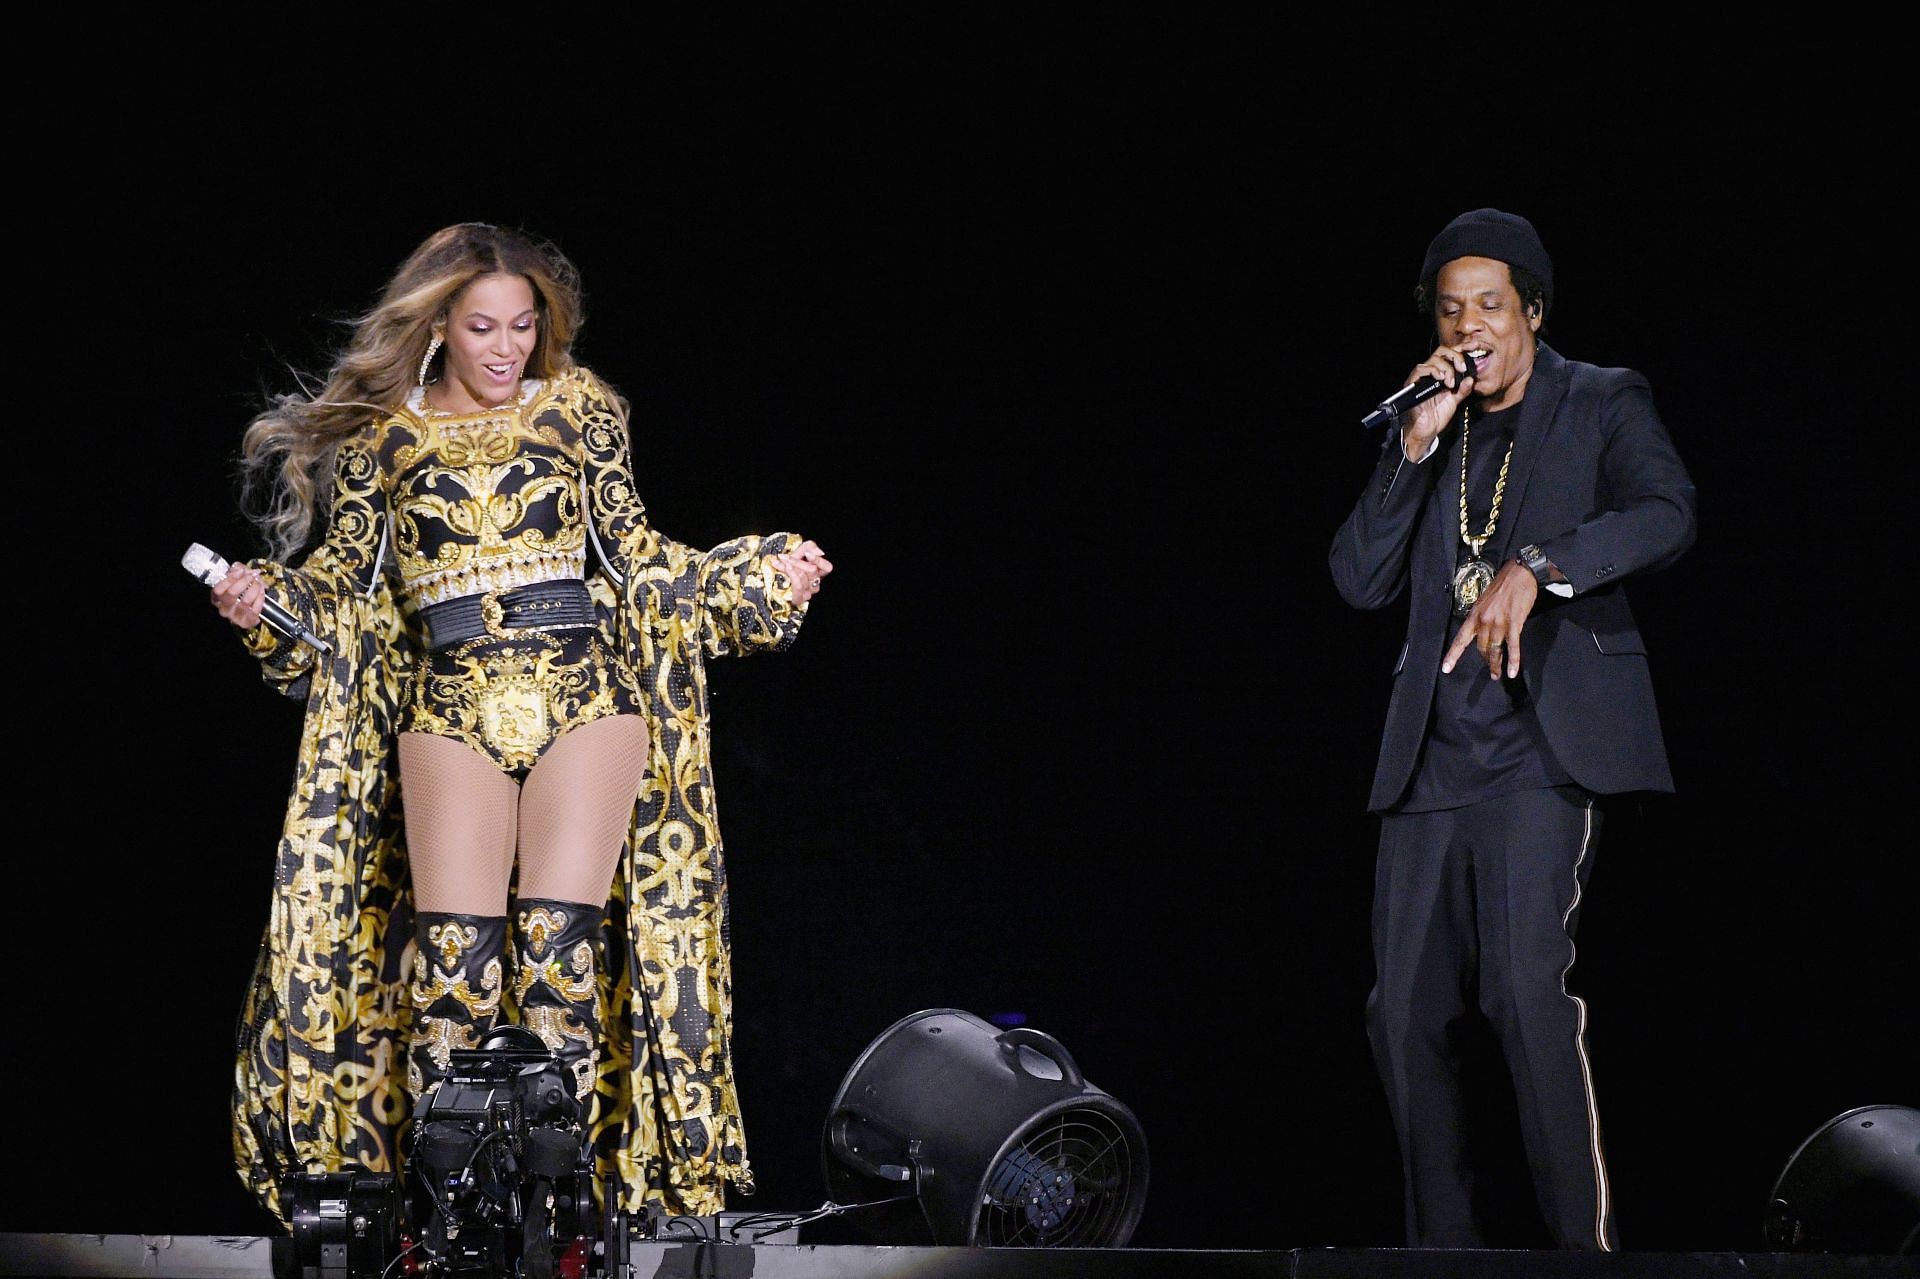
[3,1234,1916,1278]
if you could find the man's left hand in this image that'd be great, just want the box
[1443,561,1539,680]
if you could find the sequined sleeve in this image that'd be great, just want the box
[241,430,390,697]
[572,369,651,563]
[567,368,805,657]
[691,533,806,657]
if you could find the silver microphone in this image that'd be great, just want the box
[183,542,332,654]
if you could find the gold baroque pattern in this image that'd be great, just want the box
[230,366,808,1221]
[401,631,636,779]
[407,924,505,1093]
[515,904,601,1100]
[385,397,588,607]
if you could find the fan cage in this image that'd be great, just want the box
[974,1105,1142,1248]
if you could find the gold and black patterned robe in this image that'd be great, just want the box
[229,367,807,1222]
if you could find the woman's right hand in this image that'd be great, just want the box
[1399,345,1478,459]
[211,562,269,629]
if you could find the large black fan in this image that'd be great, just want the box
[822,1008,1149,1247]
[1766,1104,1920,1254]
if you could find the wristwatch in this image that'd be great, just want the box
[1518,543,1555,587]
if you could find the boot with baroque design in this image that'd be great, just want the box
[511,898,604,1104]
[407,912,507,1100]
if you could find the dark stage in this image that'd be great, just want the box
[7,35,1912,1276]
[5,1234,1919,1278]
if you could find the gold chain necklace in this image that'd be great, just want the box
[1450,404,1515,615]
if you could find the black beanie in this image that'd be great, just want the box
[1418,208,1553,308]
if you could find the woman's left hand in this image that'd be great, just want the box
[770,540,833,605]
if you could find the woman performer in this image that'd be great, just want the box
[211,223,829,1223]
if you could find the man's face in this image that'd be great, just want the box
[1433,256,1541,412]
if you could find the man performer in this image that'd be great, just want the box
[1329,208,1695,1251]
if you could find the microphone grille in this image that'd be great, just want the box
[181,542,229,585]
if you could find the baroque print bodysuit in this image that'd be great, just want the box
[318,369,646,780]
[234,358,808,1223]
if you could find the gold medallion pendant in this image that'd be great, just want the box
[1452,557,1496,615]
[1452,404,1513,618]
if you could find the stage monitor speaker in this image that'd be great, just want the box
[822,1008,1148,1247]
[1764,1103,1919,1254]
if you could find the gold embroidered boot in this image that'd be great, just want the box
[511,898,604,1105]
[407,912,507,1101]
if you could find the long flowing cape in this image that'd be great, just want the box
[229,512,807,1221]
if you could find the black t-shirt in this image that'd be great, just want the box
[1396,402,1570,813]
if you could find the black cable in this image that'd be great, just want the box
[734,1191,923,1242]
[646,1214,723,1279]
[449,1126,514,1216]
[659,1214,718,1243]
[737,1152,932,1243]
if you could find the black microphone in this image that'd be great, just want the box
[1360,355,1479,430]
[182,542,333,654]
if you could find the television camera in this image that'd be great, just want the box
[287,1026,627,1279]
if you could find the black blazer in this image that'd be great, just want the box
[1330,345,1697,811]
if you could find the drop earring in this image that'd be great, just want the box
[417,333,444,387]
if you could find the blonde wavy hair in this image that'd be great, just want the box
[241,223,589,560]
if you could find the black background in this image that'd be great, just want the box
[11,44,1911,1252]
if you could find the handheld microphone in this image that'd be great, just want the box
[1360,355,1479,430]
[182,542,333,654]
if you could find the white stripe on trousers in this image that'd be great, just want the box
[1559,798,1613,1250]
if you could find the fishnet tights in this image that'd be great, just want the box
[397,715,650,914]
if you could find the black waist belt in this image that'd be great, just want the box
[421,580,597,651]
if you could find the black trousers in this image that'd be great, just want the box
[1367,785,1618,1251]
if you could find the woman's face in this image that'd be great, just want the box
[435,273,539,411]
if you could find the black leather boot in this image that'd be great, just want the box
[407,911,507,1101]
[510,898,605,1104]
